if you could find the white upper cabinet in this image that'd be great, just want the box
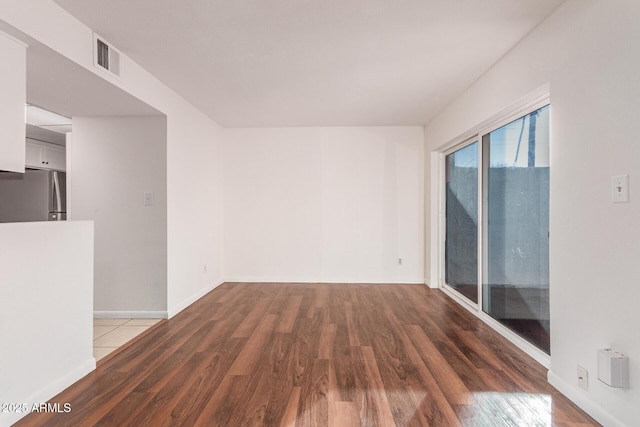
[25,140,66,171]
[0,32,26,173]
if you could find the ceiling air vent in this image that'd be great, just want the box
[93,33,120,77]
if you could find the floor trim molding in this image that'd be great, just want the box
[167,281,224,319]
[93,311,168,319]
[1,357,95,426]
[223,278,426,284]
[547,370,625,427]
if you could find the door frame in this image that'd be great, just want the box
[440,137,482,312]
[434,87,551,366]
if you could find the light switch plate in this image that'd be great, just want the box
[144,192,153,206]
[611,175,629,203]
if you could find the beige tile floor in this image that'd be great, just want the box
[93,318,162,362]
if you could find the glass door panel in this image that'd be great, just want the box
[483,105,550,353]
[445,142,478,303]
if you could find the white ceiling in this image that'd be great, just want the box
[53,0,564,127]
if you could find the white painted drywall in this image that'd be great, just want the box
[0,221,94,427]
[165,110,225,317]
[0,0,225,317]
[0,31,25,173]
[69,116,167,315]
[424,1,640,425]
[224,127,424,283]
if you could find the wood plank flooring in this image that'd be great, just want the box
[15,283,600,426]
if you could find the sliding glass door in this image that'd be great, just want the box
[483,105,550,353]
[443,103,550,354]
[444,141,478,304]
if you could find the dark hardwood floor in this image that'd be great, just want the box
[16,283,599,426]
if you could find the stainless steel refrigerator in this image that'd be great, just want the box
[0,169,67,223]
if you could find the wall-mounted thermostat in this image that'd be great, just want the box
[597,349,629,388]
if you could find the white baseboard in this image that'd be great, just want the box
[223,277,426,285]
[167,280,224,319]
[1,357,95,427]
[547,370,626,427]
[93,311,168,319]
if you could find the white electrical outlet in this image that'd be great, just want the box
[398,258,403,265]
[611,175,629,203]
[144,192,154,206]
[577,365,588,390]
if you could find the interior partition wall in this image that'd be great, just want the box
[441,97,550,358]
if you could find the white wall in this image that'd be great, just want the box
[164,109,224,317]
[424,1,640,426]
[0,0,226,318]
[0,31,25,173]
[70,116,167,316]
[224,127,424,283]
[0,221,94,427]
